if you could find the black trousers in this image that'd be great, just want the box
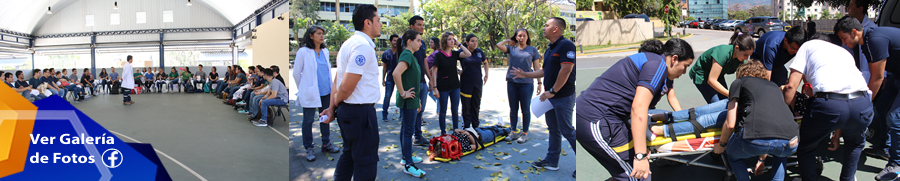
[333,103,379,181]
[461,84,482,129]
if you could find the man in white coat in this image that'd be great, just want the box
[122,55,135,105]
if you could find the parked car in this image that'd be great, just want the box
[623,14,650,22]
[704,19,725,29]
[718,20,740,30]
[734,16,785,36]
[678,20,689,28]
[692,20,705,28]
[879,0,900,28]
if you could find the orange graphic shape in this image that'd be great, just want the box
[0,85,38,178]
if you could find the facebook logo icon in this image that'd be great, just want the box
[101,148,123,168]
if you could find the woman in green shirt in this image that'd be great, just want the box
[168,67,179,93]
[688,31,755,103]
[392,30,426,177]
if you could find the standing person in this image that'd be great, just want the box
[497,28,542,143]
[425,37,442,119]
[392,30,426,177]
[122,55,136,105]
[688,31,755,103]
[785,34,873,181]
[430,31,471,135]
[318,4,382,180]
[459,34,489,129]
[807,16,817,40]
[408,15,430,146]
[576,39,695,180]
[751,27,806,86]
[511,17,576,175]
[253,68,288,127]
[382,34,400,122]
[835,16,900,181]
[293,25,341,162]
[713,59,799,181]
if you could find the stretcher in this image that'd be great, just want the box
[428,133,508,162]
[644,117,822,181]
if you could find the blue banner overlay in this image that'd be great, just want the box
[1,96,164,181]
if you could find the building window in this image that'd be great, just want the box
[320,2,336,12]
[136,12,146,24]
[110,13,120,25]
[163,10,174,23]
[85,15,94,26]
[340,3,359,13]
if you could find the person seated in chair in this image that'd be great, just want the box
[14,70,46,101]
[181,67,192,92]
[168,67,179,93]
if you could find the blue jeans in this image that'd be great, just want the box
[249,94,265,117]
[508,82,534,133]
[260,98,287,121]
[48,88,59,97]
[413,83,427,141]
[64,85,83,100]
[694,81,727,104]
[544,94,576,165]
[382,80,395,121]
[215,82,228,95]
[428,89,439,114]
[400,104,420,165]
[657,100,728,137]
[726,132,797,181]
[439,88,461,135]
[302,94,332,149]
[474,125,510,143]
[169,79,180,91]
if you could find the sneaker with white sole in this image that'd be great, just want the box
[504,131,519,141]
[322,143,341,153]
[400,156,423,165]
[252,120,268,127]
[516,132,528,144]
[876,164,900,181]
[403,164,426,178]
[305,149,316,162]
[531,160,559,171]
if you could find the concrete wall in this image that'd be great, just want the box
[249,12,289,83]
[576,19,654,46]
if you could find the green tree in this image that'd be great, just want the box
[686,16,696,21]
[290,0,320,45]
[382,12,417,40]
[820,9,831,19]
[604,0,645,17]
[321,21,352,52]
[791,0,881,10]
[576,0,594,10]
[659,0,681,37]
[748,5,771,17]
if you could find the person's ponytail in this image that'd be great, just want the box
[729,31,755,51]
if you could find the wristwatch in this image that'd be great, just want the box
[719,142,727,147]
[548,87,557,94]
[635,152,648,161]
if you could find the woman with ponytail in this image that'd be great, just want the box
[577,39,695,180]
[688,31,755,103]
[392,29,426,177]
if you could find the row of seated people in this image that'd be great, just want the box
[0,68,104,102]
[131,65,218,94]
[213,65,288,127]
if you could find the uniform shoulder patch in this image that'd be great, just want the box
[355,55,366,66]
[567,51,575,59]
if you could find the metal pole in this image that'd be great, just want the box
[91,35,96,78]
[159,33,165,69]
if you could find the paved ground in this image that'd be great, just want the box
[575,28,889,180]
[72,89,290,180]
[289,68,577,181]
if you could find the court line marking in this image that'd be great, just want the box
[109,130,208,181]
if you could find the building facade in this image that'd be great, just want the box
[686,0,728,20]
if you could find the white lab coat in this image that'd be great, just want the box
[122,62,135,89]
[293,47,331,108]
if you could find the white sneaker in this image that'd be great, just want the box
[253,120,268,127]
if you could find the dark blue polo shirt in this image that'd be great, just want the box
[862,26,900,75]
[460,48,486,91]
[40,76,55,86]
[852,17,878,70]
[752,31,794,86]
[543,37,576,98]
[577,52,672,123]
[415,40,427,83]
[381,49,397,82]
